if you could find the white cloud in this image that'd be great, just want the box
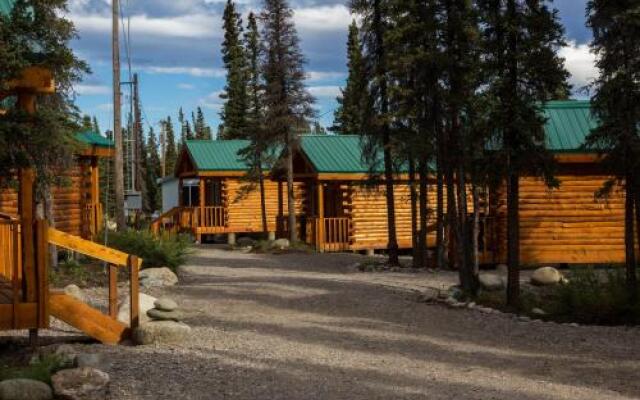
[141,66,226,78]
[96,103,113,111]
[199,90,224,111]
[308,85,341,98]
[70,13,220,39]
[178,83,196,90]
[307,71,346,82]
[75,84,110,95]
[559,41,598,91]
[294,5,352,32]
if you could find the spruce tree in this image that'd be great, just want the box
[261,0,315,242]
[164,117,178,176]
[331,20,367,134]
[351,0,401,265]
[144,127,161,213]
[81,114,92,130]
[220,0,249,139]
[194,107,212,140]
[587,0,640,297]
[92,116,100,133]
[479,0,569,307]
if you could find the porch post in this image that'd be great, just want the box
[317,182,324,253]
[90,157,100,238]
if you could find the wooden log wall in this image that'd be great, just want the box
[494,171,633,264]
[0,162,91,237]
[225,178,306,233]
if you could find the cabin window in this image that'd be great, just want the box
[181,180,200,207]
[206,180,224,207]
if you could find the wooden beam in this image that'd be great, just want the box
[47,228,143,268]
[35,220,49,328]
[129,255,139,330]
[78,147,115,158]
[317,182,324,252]
[108,265,118,319]
[8,67,55,94]
[199,178,205,228]
[19,169,36,303]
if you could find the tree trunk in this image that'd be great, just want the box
[472,183,480,276]
[445,160,457,270]
[436,133,445,270]
[456,164,476,294]
[258,158,268,234]
[409,156,419,268]
[286,133,298,243]
[506,168,520,308]
[625,177,637,299]
[418,160,429,269]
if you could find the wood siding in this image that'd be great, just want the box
[494,170,633,264]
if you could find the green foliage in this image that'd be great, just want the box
[0,354,69,385]
[49,257,89,287]
[194,107,212,140]
[144,127,161,213]
[163,116,178,175]
[219,0,249,139]
[548,267,640,325]
[331,21,367,135]
[106,230,191,271]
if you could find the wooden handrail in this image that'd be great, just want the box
[48,227,143,269]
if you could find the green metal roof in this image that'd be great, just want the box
[0,0,15,16]
[75,130,114,148]
[299,135,385,174]
[186,140,251,171]
[543,100,597,152]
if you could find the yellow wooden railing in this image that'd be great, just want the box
[151,206,227,235]
[318,217,352,252]
[198,206,226,228]
[0,214,21,310]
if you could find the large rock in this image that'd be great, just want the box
[154,298,178,312]
[269,238,290,250]
[531,267,563,286]
[139,267,178,288]
[147,308,184,322]
[132,321,191,345]
[51,367,109,400]
[479,273,505,291]
[0,379,53,400]
[117,293,157,326]
[63,285,86,303]
[75,354,109,371]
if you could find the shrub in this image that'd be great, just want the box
[0,354,69,385]
[106,230,191,271]
[547,267,640,325]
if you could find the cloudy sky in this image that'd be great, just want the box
[67,0,596,136]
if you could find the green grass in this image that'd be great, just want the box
[0,354,69,385]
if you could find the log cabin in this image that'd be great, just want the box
[489,100,633,265]
[0,130,114,240]
[153,140,305,242]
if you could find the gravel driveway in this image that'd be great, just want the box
[7,245,640,399]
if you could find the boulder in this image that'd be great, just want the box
[139,267,178,288]
[147,308,184,322]
[236,237,256,248]
[63,285,86,303]
[269,238,290,250]
[75,354,109,371]
[531,267,563,286]
[154,298,178,312]
[0,379,53,400]
[479,274,505,291]
[531,307,547,316]
[51,367,109,400]
[117,293,157,326]
[132,321,191,345]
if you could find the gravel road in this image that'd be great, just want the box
[5,245,640,399]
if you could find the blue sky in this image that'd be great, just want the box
[68,0,596,137]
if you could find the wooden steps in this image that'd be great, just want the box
[49,293,129,345]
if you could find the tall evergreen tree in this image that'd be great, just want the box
[194,107,212,139]
[238,11,270,233]
[351,0,401,265]
[164,117,178,176]
[220,0,249,139]
[81,114,92,130]
[92,116,100,134]
[144,127,161,213]
[587,0,640,297]
[261,0,315,242]
[331,20,367,134]
[479,0,569,307]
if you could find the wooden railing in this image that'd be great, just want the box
[48,228,143,329]
[0,214,21,307]
[198,206,226,228]
[151,206,227,235]
[319,217,351,252]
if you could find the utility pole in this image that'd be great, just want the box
[133,73,146,212]
[113,0,125,230]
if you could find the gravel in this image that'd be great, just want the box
[3,245,640,399]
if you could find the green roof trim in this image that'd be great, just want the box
[299,135,387,174]
[0,0,16,16]
[185,140,251,171]
[543,100,597,153]
[75,131,114,148]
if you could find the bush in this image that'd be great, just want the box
[546,267,640,325]
[106,230,191,271]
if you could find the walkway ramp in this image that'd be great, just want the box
[49,293,128,345]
